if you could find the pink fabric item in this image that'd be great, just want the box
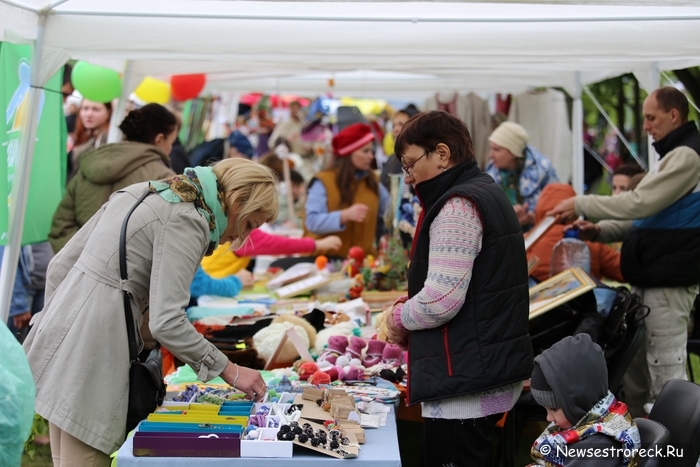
[317,335,348,365]
[336,365,364,381]
[345,336,367,360]
[363,339,387,367]
[234,229,316,257]
[382,344,403,366]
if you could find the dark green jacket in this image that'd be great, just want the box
[49,142,174,252]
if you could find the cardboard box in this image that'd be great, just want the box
[302,387,325,402]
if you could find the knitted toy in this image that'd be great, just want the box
[316,335,348,366]
[334,355,365,381]
[382,343,403,367]
[345,336,367,360]
[363,339,387,367]
[322,366,339,382]
[314,320,360,355]
[296,361,319,381]
[335,364,364,381]
[308,370,331,386]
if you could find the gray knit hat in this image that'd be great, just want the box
[531,362,558,409]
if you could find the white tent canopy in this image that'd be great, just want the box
[2,1,700,93]
[2,0,700,322]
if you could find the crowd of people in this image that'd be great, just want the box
[3,84,699,467]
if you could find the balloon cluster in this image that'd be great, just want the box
[71,61,206,104]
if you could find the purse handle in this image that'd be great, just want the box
[120,190,153,364]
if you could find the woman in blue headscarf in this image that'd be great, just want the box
[485,121,558,230]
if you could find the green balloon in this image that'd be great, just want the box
[71,61,122,103]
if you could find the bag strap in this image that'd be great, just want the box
[120,190,153,364]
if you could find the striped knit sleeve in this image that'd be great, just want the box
[393,196,483,331]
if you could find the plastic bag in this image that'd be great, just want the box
[0,322,35,466]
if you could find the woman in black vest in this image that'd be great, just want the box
[385,111,533,467]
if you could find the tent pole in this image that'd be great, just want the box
[0,0,38,13]
[107,60,133,143]
[0,15,47,324]
[582,85,646,170]
[648,62,660,165]
[48,9,700,23]
[572,72,584,195]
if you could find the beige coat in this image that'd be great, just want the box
[24,183,230,454]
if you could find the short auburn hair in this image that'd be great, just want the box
[394,110,475,165]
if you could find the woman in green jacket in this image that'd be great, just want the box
[49,104,177,253]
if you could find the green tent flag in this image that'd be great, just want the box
[0,42,66,245]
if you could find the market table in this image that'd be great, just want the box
[116,406,401,466]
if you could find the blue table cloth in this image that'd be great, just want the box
[116,406,401,466]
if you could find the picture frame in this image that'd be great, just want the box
[527,256,540,275]
[524,216,557,252]
[529,267,596,319]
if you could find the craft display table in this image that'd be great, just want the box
[116,406,401,466]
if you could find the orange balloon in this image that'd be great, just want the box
[315,255,328,271]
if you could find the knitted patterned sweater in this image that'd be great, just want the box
[393,196,523,419]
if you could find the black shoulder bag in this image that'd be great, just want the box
[121,190,166,433]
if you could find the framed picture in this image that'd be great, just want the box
[529,267,596,319]
[524,216,557,252]
[527,256,540,275]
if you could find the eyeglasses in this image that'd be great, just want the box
[402,150,431,177]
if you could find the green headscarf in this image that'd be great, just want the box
[150,166,228,254]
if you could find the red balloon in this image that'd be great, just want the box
[170,74,206,101]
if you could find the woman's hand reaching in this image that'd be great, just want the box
[220,362,266,402]
[235,270,254,288]
[314,235,342,254]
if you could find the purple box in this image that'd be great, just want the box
[133,432,241,457]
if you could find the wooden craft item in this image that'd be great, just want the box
[338,420,365,444]
[302,387,325,402]
[294,393,330,422]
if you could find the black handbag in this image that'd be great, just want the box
[598,286,649,361]
[120,190,166,433]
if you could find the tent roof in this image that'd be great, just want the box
[2,1,700,95]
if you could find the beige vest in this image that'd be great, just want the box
[304,169,379,257]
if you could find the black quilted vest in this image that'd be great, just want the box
[406,160,534,405]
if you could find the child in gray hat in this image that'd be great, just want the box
[528,334,641,467]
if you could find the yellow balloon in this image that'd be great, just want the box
[134,77,171,104]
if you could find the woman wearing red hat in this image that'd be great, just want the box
[304,123,389,257]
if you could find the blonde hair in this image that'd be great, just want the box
[212,158,279,248]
